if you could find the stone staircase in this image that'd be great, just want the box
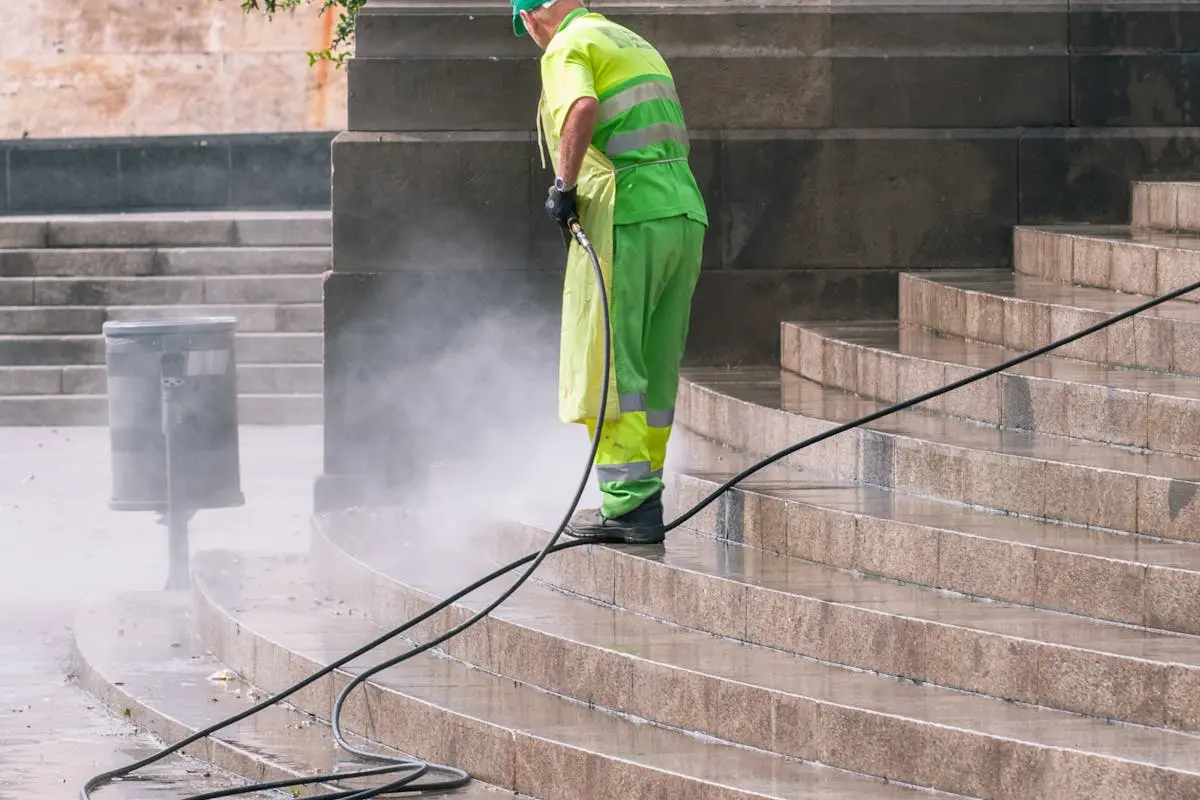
[71,181,1200,798]
[0,211,328,425]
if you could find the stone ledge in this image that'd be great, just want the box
[0,132,334,215]
[346,54,1067,131]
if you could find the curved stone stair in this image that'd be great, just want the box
[69,180,1200,798]
[0,211,328,425]
[191,548,942,800]
[71,591,517,798]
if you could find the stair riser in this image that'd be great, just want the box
[102,304,323,334]
[1132,183,1200,235]
[679,469,1200,664]
[0,248,330,278]
[0,336,321,366]
[0,364,322,396]
[0,307,108,335]
[0,277,323,306]
[0,215,332,249]
[899,274,1199,375]
[308,525,1195,800]
[484,519,1200,733]
[783,324,1200,458]
[191,577,788,800]
[678,375,1200,544]
[1014,228,1200,298]
[0,395,322,426]
[0,221,48,249]
[69,638,332,799]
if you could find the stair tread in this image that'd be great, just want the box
[322,524,1200,774]
[800,319,1200,397]
[513,510,1200,667]
[1020,223,1200,252]
[0,210,332,223]
[920,268,1200,321]
[686,366,1200,482]
[0,331,321,341]
[196,550,948,800]
[74,592,512,798]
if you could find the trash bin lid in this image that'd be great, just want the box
[103,317,238,337]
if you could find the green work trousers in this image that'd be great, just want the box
[586,213,705,518]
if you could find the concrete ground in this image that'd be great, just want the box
[0,425,320,799]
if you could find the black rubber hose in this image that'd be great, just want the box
[80,218,610,800]
[82,229,1200,798]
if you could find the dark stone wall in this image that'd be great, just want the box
[0,132,334,215]
[318,0,1200,508]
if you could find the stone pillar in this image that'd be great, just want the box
[317,0,1200,509]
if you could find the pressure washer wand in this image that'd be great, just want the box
[567,215,592,251]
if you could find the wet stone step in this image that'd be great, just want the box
[0,246,330,278]
[1014,225,1200,298]
[310,515,1200,800]
[0,332,321,366]
[0,275,323,306]
[0,393,323,426]
[0,210,332,249]
[782,319,1200,457]
[0,363,322,397]
[1133,182,1200,235]
[678,366,1200,543]
[898,269,1200,375]
[327,498,1200,732]
[193,549,948,800]
[72,591,512,799]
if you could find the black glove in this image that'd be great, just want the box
[545,182,578,229]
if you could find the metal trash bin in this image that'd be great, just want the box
[104,317,245,513]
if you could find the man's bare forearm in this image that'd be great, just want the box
[558,97,598,187]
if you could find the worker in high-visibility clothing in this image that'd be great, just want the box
[512,0,708,544]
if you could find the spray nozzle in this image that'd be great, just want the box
[567,216,591,251]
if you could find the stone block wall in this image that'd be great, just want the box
[2,0,346,139]
[316,0,1200,508]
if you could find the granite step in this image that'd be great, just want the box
[678,366,1200,543]
[0,332,321,366]
[0,275,323,306]
[311,513,1200,800]
[0,363,323,396]
[72,591,514,799]
[1014,225,1200,298]
[191,549,939,800]
[0,392,323,425]
[0,210,332,249]
[0,246,331,277]
[898,269,1200,374]
[782,319,1200,457]
[1132,182,1200,235]
[473,494,1200,733]
[103,303,323,333]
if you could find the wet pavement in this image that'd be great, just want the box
[0,425,320,799]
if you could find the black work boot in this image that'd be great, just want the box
[565,494,665,544]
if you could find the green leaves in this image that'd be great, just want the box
[230,0,366,66]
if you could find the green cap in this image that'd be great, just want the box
[511,0,544,37]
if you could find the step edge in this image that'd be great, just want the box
[308,523,1200,797]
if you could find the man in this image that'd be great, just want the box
[512,0,708,544]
